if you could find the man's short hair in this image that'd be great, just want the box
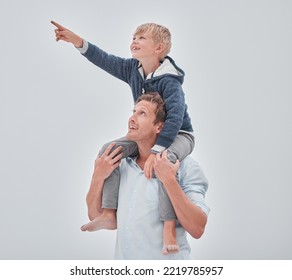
[136,92,166,125]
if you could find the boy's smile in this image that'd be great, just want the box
[130,32,158,59]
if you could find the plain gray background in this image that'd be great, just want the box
[0,0,291,259]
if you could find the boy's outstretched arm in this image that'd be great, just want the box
[51,20,83,48]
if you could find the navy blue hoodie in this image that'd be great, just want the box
[82,41,193,150]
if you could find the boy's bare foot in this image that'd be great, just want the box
[81,209,117,232]
[161,220,180,255]
[161,244,180,255]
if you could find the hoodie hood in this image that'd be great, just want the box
[138,56,185,83]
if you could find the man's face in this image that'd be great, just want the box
[126,100,163,143]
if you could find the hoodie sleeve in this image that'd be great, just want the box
[152,77,186,150]
[81,42,134,83]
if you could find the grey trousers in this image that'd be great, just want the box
[100,131,195,220]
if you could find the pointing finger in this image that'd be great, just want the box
[51,20,66,30]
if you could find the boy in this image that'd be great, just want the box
[52,21,195,255]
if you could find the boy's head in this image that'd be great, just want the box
[133,23,172,58]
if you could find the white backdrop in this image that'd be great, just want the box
[0,0,291,259]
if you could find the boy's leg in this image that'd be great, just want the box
[160,132,195,221]
[159,132,195,218]
[81,137,138,232]
[101,137,138,209]
[159,183,179,254]
[167,131,195,162]
[159,132,195,254]
[81,209,117,232]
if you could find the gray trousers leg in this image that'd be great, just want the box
[100,137,138,209]
[159,132,195,220]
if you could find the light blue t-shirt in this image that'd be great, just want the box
[114,156,210,260]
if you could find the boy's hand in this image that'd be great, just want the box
[51,20,83,48]
[144,153,157,179]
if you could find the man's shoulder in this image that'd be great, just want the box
[179,156,207,180]
[180,155,199,168]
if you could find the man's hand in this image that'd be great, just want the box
[51,20,83,48]
[92,143,123,181]
[144,153,156,179]
[153,150,180,184]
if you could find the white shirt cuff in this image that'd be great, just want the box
[76,39,88,54]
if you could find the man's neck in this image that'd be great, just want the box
[136,144,152,169]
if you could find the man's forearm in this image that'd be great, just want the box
[162,176,207,239]
[86,177,104,220]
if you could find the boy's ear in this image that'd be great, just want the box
[155,43,165,54]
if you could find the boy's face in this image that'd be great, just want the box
[130,31,162,60]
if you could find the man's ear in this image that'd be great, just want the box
[156,122,164,133]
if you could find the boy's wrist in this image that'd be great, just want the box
[75,39,88,53]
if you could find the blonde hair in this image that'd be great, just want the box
[134,23,172,58]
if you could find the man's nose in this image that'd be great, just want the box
[129,116,136,123]
[129,114,136,123]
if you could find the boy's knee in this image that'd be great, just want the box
[99,142,117,156]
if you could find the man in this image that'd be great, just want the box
[81,93,210,259]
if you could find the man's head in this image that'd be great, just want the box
[131,23,172,60]
[126,92,165,144]
[136,92,166,124]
